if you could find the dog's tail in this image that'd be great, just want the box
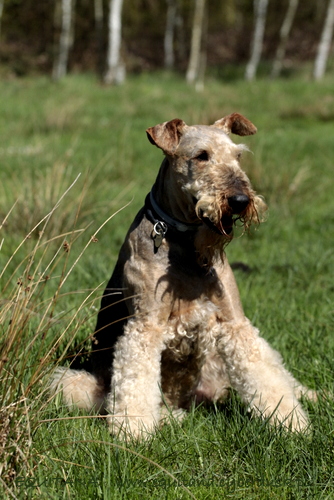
[50,367,107,412]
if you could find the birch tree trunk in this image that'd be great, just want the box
[94,0,104,76]
[313,0,334,80]
[186,0,206,84]
[52,0,75,81]
[104,0,125,85]
[0,0,4,39]
[245,0,269,81]
[164,0,177,69]
[271,0,299,78]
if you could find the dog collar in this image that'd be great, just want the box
[145,191,201,249]
[149,191,200,232]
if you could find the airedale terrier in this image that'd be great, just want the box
[52,113,314,438]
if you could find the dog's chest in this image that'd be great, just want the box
[164,296,219,358]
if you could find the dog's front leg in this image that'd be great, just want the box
[106,318,165,439]
[216,320,309,431]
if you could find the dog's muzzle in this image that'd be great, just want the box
[198,194,250,236]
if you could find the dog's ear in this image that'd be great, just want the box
[146,118,186,154]
[213,113,257,136]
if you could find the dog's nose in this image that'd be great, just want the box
[227,194,249,214]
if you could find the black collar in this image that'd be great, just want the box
[145,190,201,233]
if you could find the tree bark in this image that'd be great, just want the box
[52,0,75,81]
[245,0,269,81]
[271,0,299,78]
[104,0,125,85]
[313,0,334,80]
[186,0,206,84]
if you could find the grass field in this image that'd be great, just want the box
[1,72,334,499]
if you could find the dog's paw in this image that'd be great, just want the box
[159,406,186,427]
[106,414,157,440]
[278,409,310,432]
[250,395,310,433]
[294,384,318,403]
[265,402,310,433]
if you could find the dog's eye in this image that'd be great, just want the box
[195,151,209,161]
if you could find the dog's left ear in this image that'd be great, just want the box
[146,118,186,154]
[213,113,257,136]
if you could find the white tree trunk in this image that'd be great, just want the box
[164,0,177,69]
[271,0,299,77]
[186,0,206,84]
[314,0,334,80]
[0,0,4,39]
[245,0,269,81]
[52,0,75,81]
[104,0,125,85]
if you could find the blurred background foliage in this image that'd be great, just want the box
[0,0,331,79]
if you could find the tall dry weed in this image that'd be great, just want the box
[0,177,125,490]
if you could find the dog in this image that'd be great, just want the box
[51,113,314,438]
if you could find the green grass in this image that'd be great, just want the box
[1,72,334,499]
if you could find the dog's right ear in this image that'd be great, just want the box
[214,113,257,136]
[146,118,186,154]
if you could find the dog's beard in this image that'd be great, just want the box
[194,224,228,268]
[194,197,265,268]
[200,213,234,236]
[195,200,237,239]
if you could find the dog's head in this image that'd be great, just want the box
[146,113,266,240]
